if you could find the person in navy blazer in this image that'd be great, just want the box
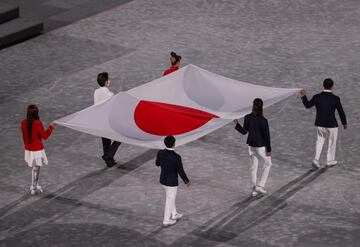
[156,136,191,226]
[300,78,347,168]
[234,98,272,196]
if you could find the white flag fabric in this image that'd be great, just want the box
[55,64,299,149]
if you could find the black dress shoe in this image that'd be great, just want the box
[106,161,114,167]
[102,155,115,167]
[102,155,117,164]
[105,159,116,167]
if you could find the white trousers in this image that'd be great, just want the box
[248,146,272,188]
[315,127,338,165]
[162,185,178,223]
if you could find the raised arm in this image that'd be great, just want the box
[301,95,316,108]
[235,116,249,135]
[37,121,54,140]
[300,89,316,108]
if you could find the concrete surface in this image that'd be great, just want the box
[0,0,359,246]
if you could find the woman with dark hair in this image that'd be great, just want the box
[21,104,54,195]
[163,51,182,76]
[234,98,272,196]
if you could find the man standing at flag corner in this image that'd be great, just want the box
[163,52,181,76]
[234,98,272,197]
[300,78,347,169]
[156,136,191,226]
[94,72,121,167]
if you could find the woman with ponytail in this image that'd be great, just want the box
[234,98,272,197]
[21,105,54,195]
[163,51,182,76]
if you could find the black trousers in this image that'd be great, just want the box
[101,138,121,160]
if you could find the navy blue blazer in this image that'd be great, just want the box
[156,149,189,187]
[235,113,271,153]
[301,91,347,128]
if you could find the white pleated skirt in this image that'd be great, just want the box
[24,149,48,167]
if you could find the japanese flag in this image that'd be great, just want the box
[55,65,299,149]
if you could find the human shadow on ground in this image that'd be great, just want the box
[0,149,157,241]
[0,222,167,247]
[0,194,32,218]
[170,167,327,247]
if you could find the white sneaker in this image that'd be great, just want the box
[255,186,267,194]
[251,186,258,197]
[326,161,337,167]
[312,160,320,169]
[163,219,177,226]
[36,185,43,193]
[30,186,36,195]
[171,213,183,220]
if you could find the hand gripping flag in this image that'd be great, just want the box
[55,65,299,149]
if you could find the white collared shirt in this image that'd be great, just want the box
[165,147,175,151]
[323,90,332,93]
[94,87,114,105]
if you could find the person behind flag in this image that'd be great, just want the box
[234,98,272,196]
[21,104,54,195]
[163,51,181,76]
[300,78,347,169]
[94,72,121,167]
[156,136,191,226]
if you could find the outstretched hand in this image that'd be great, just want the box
[49,122,55,128]
[300,89,307,97]
[233,119,239,124]
[186,181,192,187]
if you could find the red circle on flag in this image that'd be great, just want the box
[134,100,219,136]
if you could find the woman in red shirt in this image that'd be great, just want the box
[21,104,54,195]
[163,52,182,76]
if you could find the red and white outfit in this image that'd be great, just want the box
[21,120,54,167]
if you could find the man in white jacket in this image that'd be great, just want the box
[94,72,121,167]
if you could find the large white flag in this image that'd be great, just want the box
[55,65,299,149]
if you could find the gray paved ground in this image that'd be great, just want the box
[0,0,360,246]
[0,0,133,32]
